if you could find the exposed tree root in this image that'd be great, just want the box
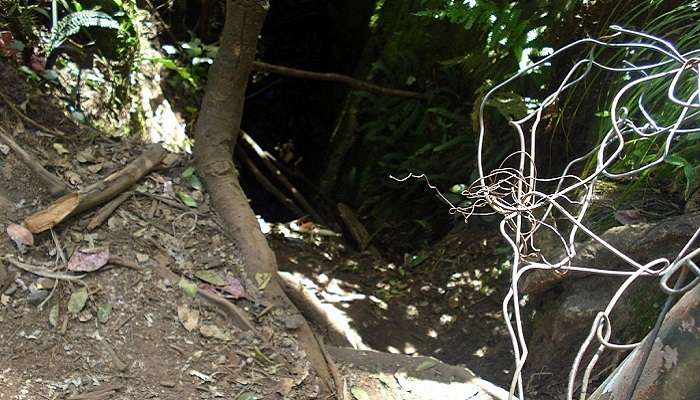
[152,258,255,331]
[191,0,338,395]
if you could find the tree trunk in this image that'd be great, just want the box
[193,0,335,395]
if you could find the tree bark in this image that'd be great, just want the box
[192,0,335,395]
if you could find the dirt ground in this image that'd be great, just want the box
[0,63,327,399]
[270,225,515,388]
[0,60,524,400]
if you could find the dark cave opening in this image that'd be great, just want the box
[239,0,375,222]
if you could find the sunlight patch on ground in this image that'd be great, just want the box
[278,271,369,350]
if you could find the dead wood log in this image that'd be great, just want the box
[0,125,69,196]
[235,146,304,217]
[328,347,513,400]
[337,203,371,250]
[240,131,324,223]
[589,283,700,400]
[252,61,430,100]
[24,144,168,233]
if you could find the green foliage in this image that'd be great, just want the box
[0,0,48,42]
[343,0,573,246]
[344,62,475,244]
[45,10,119,53]
[415,0,573,75]
[149,37,218,116]
[577,2,700,200]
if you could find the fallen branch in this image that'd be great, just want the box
[87,191,133,230]
[106,256,144,272]
[67,384,122,400]
[236,146,304,217]
[0,126,69,197]
[240,131,324,223]
[24,144,168,233]
[2,256,84,281]
[252,61,430,100]
[337,203,371,250]
[0,90,67,137]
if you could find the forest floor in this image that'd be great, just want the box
[0,63,518,400]
[270,225,515,387]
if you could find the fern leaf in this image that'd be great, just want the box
[47,10,119,52]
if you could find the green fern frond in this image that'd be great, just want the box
[17,8,39,37]
[47,10,119,53]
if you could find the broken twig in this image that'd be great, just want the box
[240,131,324,223]
[153,256,255,331]
[87,191,133,231]
[0,126,69,196]
[2,256,84,281]
[252,61,430,100]
[236,146,304,217]
[0,90,67,136]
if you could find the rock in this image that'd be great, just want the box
[524,213,700,374]
[522,213,700,295]
[329,346,509,400]
[284,315,305,331]
[26,284,48,305]
[589,284,700,400]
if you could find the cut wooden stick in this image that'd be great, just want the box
[235,146,304,217]
[24,144,168,233]
[240,131,324,223]
[252,61,430,100]
[86,191,133,231]
[0,126,69,197]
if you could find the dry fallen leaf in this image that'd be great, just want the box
[6,223,34,251]
[195,270,226,286]
[67,247,110,272]
[68,288,89,316]
[199,324,231,341]
[220,277,247,299]
[255,272,271,290]
[177,304,199,332]
[275,378,295,397]
[64,171,83,186]
[53,143,69,155]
